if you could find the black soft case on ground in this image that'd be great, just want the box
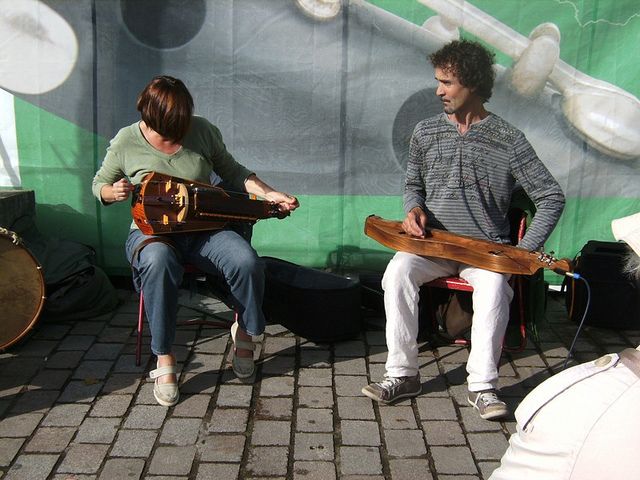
[262,257,362,342]
[565,241,639,329]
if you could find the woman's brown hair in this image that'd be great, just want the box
[136,75,194,143]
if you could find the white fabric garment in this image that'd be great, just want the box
[490,347,640,480]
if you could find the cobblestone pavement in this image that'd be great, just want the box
[1,288,639,480]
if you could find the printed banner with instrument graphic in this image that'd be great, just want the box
[1,0,638,284]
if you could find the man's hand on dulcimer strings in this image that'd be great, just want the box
[402,207,428,238]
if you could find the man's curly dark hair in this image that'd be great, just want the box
[429,40,496,102]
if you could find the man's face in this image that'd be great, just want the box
[434,67,476,115]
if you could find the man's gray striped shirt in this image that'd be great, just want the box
[404,113,565,251]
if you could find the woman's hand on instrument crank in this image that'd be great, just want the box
[402,207,428,238]
[110,178,135,203]
[265,191,300,213]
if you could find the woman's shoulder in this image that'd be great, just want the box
[108,122,140,150]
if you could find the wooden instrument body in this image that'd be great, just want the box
[0,231,45,351]
[131,172,287,235]
[364,215,572,276]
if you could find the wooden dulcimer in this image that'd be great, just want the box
[131,171,289,235]
[365,215,572,276]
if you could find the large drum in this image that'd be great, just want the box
[0,229,45,350]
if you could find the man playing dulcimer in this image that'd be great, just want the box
[362,40,565,420]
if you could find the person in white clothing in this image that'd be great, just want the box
[489,211,640,479]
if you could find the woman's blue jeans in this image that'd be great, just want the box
[125,228,266,356]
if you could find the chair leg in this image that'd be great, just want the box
[136,292,144,367]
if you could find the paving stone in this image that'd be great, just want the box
[73,360,114,380]
[365,345,388,364]
[196,463,240,480]
[419,375,448,396]
[208,408,249,433]
[384,429,427,457]
[334,357,367,375]
[216,384,253,407]
[299,349,331,368]
[58,380,104,403]
[43,351,84,369]
[459,406,503,433]
[74,417,119,443]
[134,382,159,405]
[193,335,228,354]
[24,427,75,453]
[259,376,295,397]
[479,460,501,479]
[340,420,380,446]
[339,446,382,475]
[98,458,145,480]
[17,340,57,357]
[379,406,418,430]
[199,434,245,462]
[148,446,196,476]
[57,444,109,474]
[123,405,167,429]
[58,335,96,351]
[8,390,58,415]
[334,341,366,358]
[467,432,510,460]
[4,453,58,480]
[159,418,202,445]
[29,369,72,390]
[296,408,333,432]
[389,458,433,480]
[256,397,293,419]
[34,324,72,340]
[437,346,470,364]
[183,353,224,374]
[0,413,43,437]
[0,438,24,466]
[90,394,133,417]
[418,359,440,377]
[110,429,158,457]
[42,404,90,427]
[172,394,210,417]
[251,420,291,445]
[297,368,332,387]
[84,343,123,360]
[416,396,458,421]
[334,375,368,397]
[70,321,107,336]
[422,420,466,445]
[298,386,334,408]
[113,355,147,374]
[245,446,289,476]
[431,446,478,475]
[98,326,133,344]
[293,460,337,480]
[263,337,296,355]
[101,373,141,394]
[336,396,376,420]
[294,433,335,461]
[261,355,296,376]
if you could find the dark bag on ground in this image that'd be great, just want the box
[563,240,640,329]
[17,220,119,320]
[262,257,362,343]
